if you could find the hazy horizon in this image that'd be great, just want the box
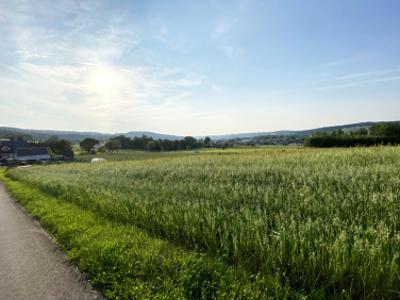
[2,119,398,137]
[1,1,400,136]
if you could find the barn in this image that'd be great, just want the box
[0,138,50,164]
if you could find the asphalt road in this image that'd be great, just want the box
[0,183,104,300]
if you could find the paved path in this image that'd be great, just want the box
[0,183,104,300]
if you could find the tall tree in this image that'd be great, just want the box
[183,136,197,149]
[79,138,99,153]
[105,139,122,153]
[204,136,212,148]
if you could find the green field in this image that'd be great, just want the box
[75,149,206,162]
[2,147,400,299]
[74,146,298,162]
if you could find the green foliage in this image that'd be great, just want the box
[305,123,400,147]
[105,135,206,152]
[203,136,212,148]
[246,135,304,146]
[98,146,106,153]
[46,136,74,158]
[105,139,122,153]
[79,138,99,153]
[145,140,162,151]
[370,122,400,137]
[351,128,368,137]
[304,135,400,147]
[4,147,400,298]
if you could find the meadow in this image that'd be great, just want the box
[75,149,204,162]
[3,146,400,299]
[73,146,291,162]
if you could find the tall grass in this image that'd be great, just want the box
[1,171,288,299]
[6,147,400,298]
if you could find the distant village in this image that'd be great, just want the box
[0,137,74,166]
[0,138,51,165]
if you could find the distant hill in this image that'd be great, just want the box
[0,127,183,143]
[0,121,398,142]
[125,131,183,141]
[0,127,113,143]
[208,122,382,140]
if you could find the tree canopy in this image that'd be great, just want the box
[305,123,400,147]
[102,135,209,152]
[80,138,99,153]
[369,123,400,137]
[105,139,122,153]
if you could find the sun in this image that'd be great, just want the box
[86,64,121,94]
[94,69,113,86]
[92,66,114,88]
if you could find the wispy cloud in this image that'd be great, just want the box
[307,66,400,91]
[169,78,203,87]
[320,55,366,68]
[212,16,237,40]
[333,68,400,81]
[16,49,48,60]
[315,75,400,90]
[1,1,398,135]
[212,16,242,59]
[313,72,400,91]
[152,18,193,54]
[0,0,206,133]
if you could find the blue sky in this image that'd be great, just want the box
[1,0,399,135]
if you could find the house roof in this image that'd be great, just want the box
[16,147,50,157]
[0,139,29,153]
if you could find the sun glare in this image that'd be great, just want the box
[87,65,120,93]
[93,67,112,87]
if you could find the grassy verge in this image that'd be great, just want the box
[0,169,295,299]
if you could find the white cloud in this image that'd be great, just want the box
[0,0,208,133]
[169,78,202,87]
[16,49,48,60]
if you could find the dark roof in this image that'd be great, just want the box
[16,147,49,157]
[0,139,29,153]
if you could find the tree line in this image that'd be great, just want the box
[78,135,221,153]
[24,135,229,157]
[241,135,304,146]
[304,123,400,147]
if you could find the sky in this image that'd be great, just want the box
[0,0,400,135]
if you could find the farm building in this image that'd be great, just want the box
[0,138,50,164]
